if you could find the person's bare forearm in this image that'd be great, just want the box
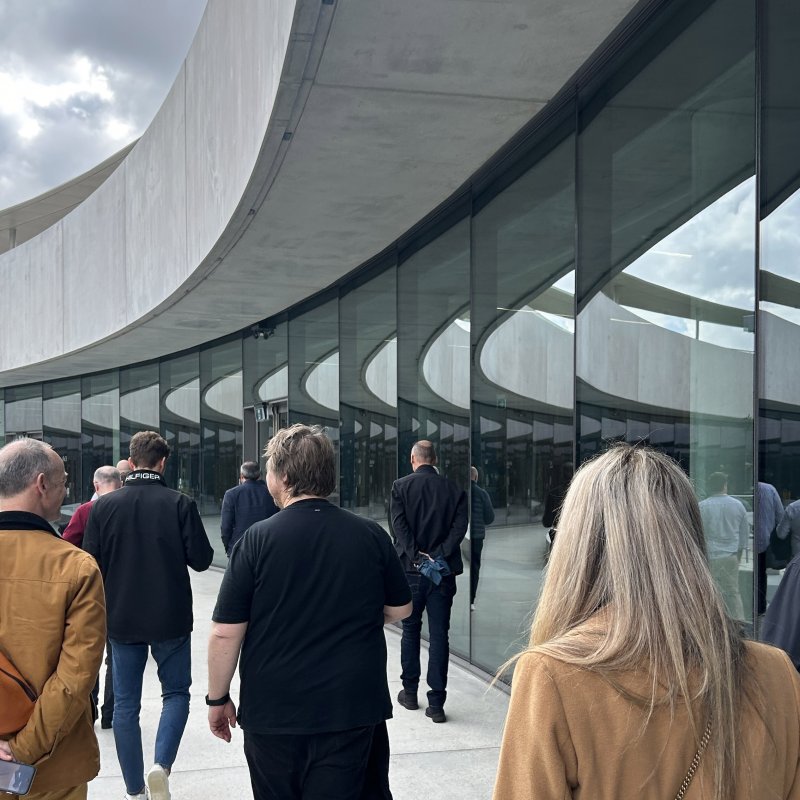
[207,621,247,699]
[384,602,412,624]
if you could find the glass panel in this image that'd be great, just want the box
[288,298,339,504]
[43,379,82,508]
[160,353,201,500]
[577,0,756,625]
[200,339,243,566]
[243,320,289,462]
[757,0,800,626]
[120,363,160,452]
[470,113,576,674]
[340,264,397,526]
[398,218,471,658]
[4,384,42,441]
[81,372,120,501]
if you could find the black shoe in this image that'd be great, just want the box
[397,689,418,710]
[100,718,113,729]
[425,706,447,723]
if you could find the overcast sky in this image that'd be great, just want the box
[0,0,207,209]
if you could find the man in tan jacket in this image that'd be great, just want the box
[0,438,106,800]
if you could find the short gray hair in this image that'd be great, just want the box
[94,466,121,486]
[0,438,59,498]
[240,461,260,480]
[412,440,436,464]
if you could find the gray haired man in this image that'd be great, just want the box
[0,438,106,799]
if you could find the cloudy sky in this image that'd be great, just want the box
[0,0,207,209]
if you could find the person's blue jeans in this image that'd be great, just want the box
[400,572,456,709]
[109,635,192,795]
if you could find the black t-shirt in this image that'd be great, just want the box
[212,498,411,734]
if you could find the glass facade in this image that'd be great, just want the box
[3,0,797,674]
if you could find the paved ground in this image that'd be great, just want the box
[88,568,510,800]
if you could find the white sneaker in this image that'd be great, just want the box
[146,764,171,800]
[124,793,147,799]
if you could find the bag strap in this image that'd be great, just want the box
[674,719,712,800]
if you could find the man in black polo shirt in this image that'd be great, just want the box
[207,424,412,800]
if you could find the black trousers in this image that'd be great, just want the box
[470,537,485,604]
[757,550,767,615]
[243,721,392,800]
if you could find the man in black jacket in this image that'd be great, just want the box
[83,430,213,800]
[219,461,278,555]
[469,466,495,608]
[390,440,468,723]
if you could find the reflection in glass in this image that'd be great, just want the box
[81,372,119,501]
[470,115,575,673]
[577,0,755,622]
[243,320,288,463]
[160,353,200,500]
[288,297,339,503]
[200,340,243,565]
[120,363,160,453]
[4,385,42,441]
[340,265,397,525]
[43,379,82,506]
[398,217,470,658]
[757,0,800,629]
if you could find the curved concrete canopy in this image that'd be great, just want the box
[0,0,640,388]
[0,142,135,256]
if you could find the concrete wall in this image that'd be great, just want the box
[0,0,296,373]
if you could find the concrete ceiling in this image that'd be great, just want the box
[0,0,641,388]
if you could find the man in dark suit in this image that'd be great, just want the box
[220,461,279,555]
[390,440,468,723]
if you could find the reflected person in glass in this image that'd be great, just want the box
[698,472,749,623]
[493,444,800,800]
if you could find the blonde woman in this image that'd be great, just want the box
[493,444,800,800]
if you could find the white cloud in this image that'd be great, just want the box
[627,176,757,309]
[0,54,116,145]
[0,1,206,208]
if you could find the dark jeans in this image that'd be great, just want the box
[243,723,390,800]
[400,572,456,709]
[470,538,485,604]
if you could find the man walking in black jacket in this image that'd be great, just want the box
[220,460,278,555]
[84,431,213,800]
[390,440,468,723]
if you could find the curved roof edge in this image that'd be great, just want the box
[0,0,640,388]
[0,141,136,256]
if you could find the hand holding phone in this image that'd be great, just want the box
[0,759,36,796]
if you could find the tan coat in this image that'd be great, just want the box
[493,641,800,799]
[0,525,106,793]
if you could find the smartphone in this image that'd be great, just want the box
[0,759,36,796]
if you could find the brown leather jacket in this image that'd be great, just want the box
[0,512,106,793]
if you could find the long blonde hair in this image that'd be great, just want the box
[520,443,748,800]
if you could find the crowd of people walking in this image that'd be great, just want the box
[3,431,800,799]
